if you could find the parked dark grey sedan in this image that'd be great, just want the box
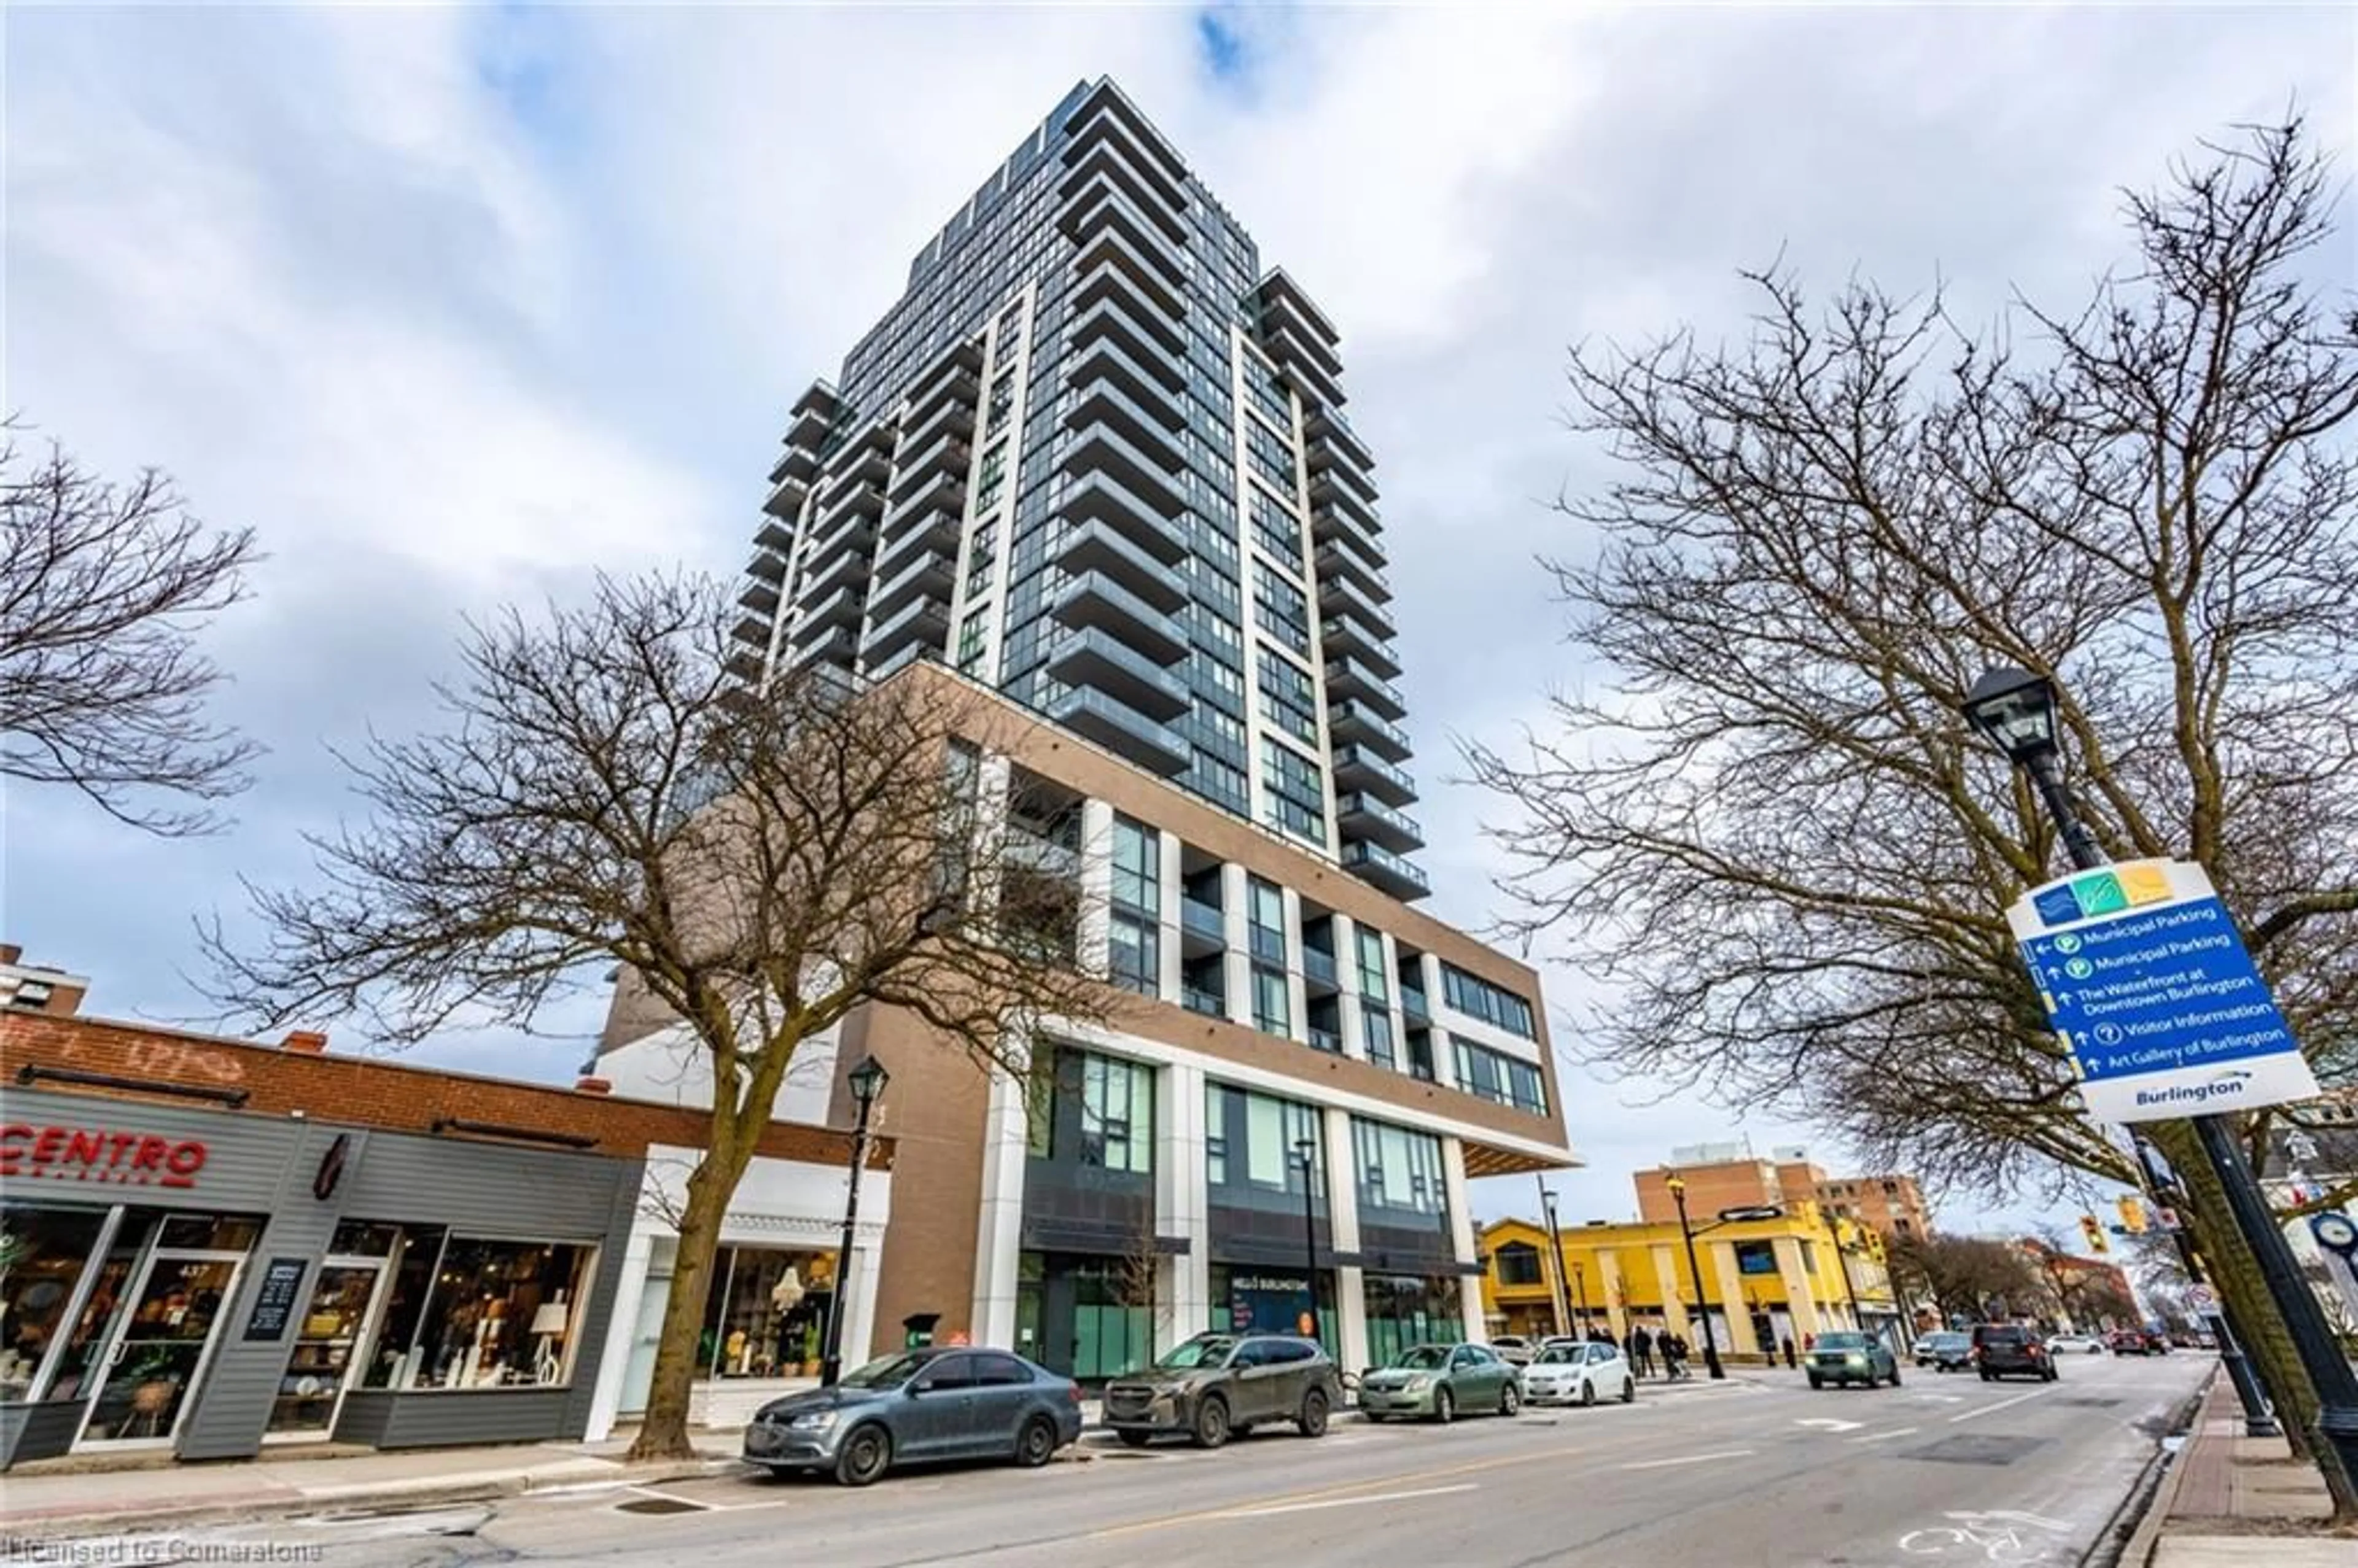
[742,1347,1083,1486]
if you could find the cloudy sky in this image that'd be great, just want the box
[7,2,2351,1233]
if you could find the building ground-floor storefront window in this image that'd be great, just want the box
[1362,1272,1461,1367]
[1208,1265,1335,1350]
[698,1245,835,1379]
[1016,1251,1151,1380]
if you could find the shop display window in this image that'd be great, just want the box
[389,1238,593,1390]
[0,1205,108,1401]
[698,1247,834,1378]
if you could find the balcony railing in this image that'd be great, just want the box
[1342,840,1431,901]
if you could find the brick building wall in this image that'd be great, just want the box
[0,1011,888,1170]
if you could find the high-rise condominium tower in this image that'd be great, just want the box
[734,77,1423,901]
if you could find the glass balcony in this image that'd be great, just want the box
[785,623,857,673]
[1059,169,1190,254]
[1337,793,1424,853]
[736,577,779,618]
[905,340,984,411]
[1342,840,1430,901]
[1303,947,1339,993]
[1057,470,1189,565]
[1320,608,1403,678]
[1052,572,1189,664]
[1050,521,1188,613]
[756,516,795,554]
[1060,421,1187,514]
[1329,701,1411,761]
[1063,376,1183,456]
[797,582,864,632]
[1313,472,1381,534]
[818,444,890,511]
[1181,896,1225,953]
[868,546,955,620]
[1065,264,1188,354]
[891,427,970,491]
[1324,658,1406,717]
[1334,745,1416,807]
[1048,687,1191,777]
[1068,297,1189,382]
[1003,823,1081,880]
[803,546,868,601]
[862,597,951,664]
[1399,984,1431,1023]
[1313,537,1390,603]
[1307,1026,1344,1055]
[1045,627,1189,721]
[1072,224,1186,316]
[1182,984,1227,1019]
[1060,130,1189,230]
[1066,80,1191,188]
[1312,496,1383,556]
[763,473,811,521]
[1065,318,1185,396]
[746,545,791,584]
[776,443,821,484]
[731,612,772,652]
[873,505,962,583]
[899,390,976,459]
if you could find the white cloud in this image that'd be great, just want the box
[5,2,2348,1236]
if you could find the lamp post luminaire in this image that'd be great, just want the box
[1663,1175,1783,1380]
[819,1053,890,1388]
[1961,666,2346,1464]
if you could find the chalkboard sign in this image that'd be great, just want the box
[242,1257,310,1342]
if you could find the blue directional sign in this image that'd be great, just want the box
[2007,858,2319,1123]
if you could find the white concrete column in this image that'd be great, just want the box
[1332,914,1368,1060]
[1078,798,1116,977]
[970,1065,1032,1349]
[1321,1104,1368,1368]
[1156,827,1185,1000]
[1440,1138,1486,1344]
[1155,1060,1211,1353]
[1220,863,1253,1028]
[1279,887,1308,1044]
[1419,953,1456,1088]
[583,1221,661,1441]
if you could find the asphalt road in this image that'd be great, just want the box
[119,1351,2209,1568]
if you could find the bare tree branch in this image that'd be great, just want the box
[1,428,260,833]
[202,572,1124,1459]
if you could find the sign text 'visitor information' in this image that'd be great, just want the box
[2007,858,2319,1124]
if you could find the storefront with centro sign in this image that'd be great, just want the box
[0,995,885,1470]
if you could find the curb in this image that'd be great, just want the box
[6,1457,744,1541]
[2082,1368,2215,1568]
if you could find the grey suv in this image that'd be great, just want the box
[1100,1332,1341,1449]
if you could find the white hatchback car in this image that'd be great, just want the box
[2047,1333,2107,1354]
[1519,1340,1636,1407]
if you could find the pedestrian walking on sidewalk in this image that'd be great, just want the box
[1662,1332,1692,1381]
[1629,1324,1655,1379]
[1781,1335,1797,1368]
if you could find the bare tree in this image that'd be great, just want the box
[203,573,1120,1460]
[1,432,260,833]
[1886,1233,2043,1325]
[1468,118,2358,1478]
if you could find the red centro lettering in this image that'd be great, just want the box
[0,1123,207,1185]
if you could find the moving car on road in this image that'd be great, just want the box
[2107,1329,2152,1356]
[2047,1333,2106,1354]
[742,1346,1083,1487]
[1100,1332,1339,1450]
[1807,1330,1901,1389]
[1974,1324,2058,1381]
[1519,1340,1635,1407]
[1912,1332,1972,1372]
[1359,1342,1522,1422]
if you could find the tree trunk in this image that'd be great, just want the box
[626,1151,745,1462]
[2146,1117,2358,1519]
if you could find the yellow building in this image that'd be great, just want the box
[1479,1203,1900,1362]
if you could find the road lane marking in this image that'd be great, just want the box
[1083,1438,1608,1538]
[1210,1482,1478,1519]
[1794,1418,1866,1433]
[1948,1386,2055,1423]
[1848,1427,1919,1444]
[1619,1449,1756,1470]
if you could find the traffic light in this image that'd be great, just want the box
[2080,1214,2111,1253]
[2117,1195,2148,1235]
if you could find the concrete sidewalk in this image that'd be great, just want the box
[2136,1372,2350,1567]
[0,1432,747,1539]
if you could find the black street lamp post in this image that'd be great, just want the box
[1663,1181,1786,1381]
[1962,664,2346,1477]
[1295,1136,1323,1349]
[819,1054,890,1388]
[1538,1179,1570,1338]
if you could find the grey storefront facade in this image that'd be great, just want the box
[0,1087,638,1469]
